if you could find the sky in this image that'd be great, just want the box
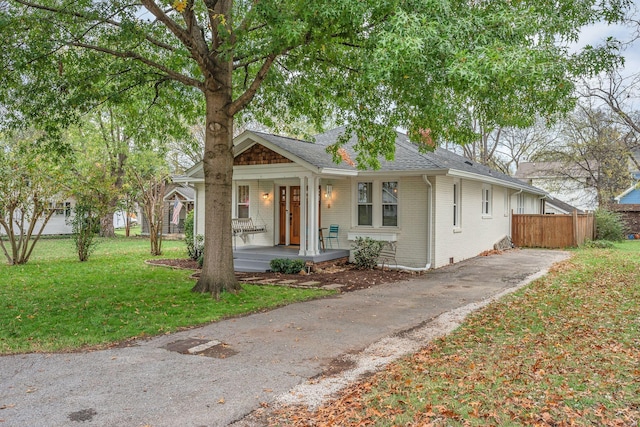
[577,3,640,79]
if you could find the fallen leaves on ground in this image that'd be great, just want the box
[269,247,640,426]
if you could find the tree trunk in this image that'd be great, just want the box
[191,85,239,297]
[100,213,115,238]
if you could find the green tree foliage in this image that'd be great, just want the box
[594,208,626,241]
[0,0,630,296]
[0,130,71,265]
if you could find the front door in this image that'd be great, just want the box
[290,186,301,245]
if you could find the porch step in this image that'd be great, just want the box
[234,258,271,273]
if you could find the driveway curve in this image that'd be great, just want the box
[0,249,569,427]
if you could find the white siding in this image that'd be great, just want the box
[344,176,429,268]
[432,176,511,268]
[318,179,351,249]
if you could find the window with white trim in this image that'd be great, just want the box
[382,181,398,226]
[482,185,492,216]
[237,185,249,218]
[516,192,525,214]
[357,182,373,226]
[453,180,461,227]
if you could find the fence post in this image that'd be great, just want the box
[572,210,578,246]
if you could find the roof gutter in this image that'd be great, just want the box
[446,169,545,196]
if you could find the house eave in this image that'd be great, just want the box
[447,169,546,195]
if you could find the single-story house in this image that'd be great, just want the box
[177,127,546,270]
[139,183,194,236]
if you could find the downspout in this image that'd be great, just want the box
[381,176,433,272]
[510,188,523,241]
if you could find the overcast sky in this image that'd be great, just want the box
[577,3,640,78]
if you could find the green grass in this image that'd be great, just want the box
[274,241,640,426]
[0,237,332,354]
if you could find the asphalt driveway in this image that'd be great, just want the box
[0,249,569,427]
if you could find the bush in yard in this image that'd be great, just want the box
[352,237,385,270]
[270,258,306,274]
[68,202,101,262]
[184,210,203,260]
[594,209,626,241]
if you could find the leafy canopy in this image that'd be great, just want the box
[0,0,630,166]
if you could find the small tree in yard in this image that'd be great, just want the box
[0,131,69,265]
[68,202,100,262]
[129,152,169,256]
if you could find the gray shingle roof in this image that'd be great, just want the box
[249,127,544,194]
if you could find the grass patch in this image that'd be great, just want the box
[0,238,333,354]
[274,242,640,426]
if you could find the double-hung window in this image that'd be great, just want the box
[516,192,525,214]
[482,185,492,216]
[453,180,461,228]
[357,182,373,226]
[382,181,398,226]
[237,185,250,218]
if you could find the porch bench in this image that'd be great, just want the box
[377,241,397,270]
[232,218,266,236]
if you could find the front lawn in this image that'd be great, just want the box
[272,241,640,426]
[0,237,332,354]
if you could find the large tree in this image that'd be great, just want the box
[0,0,629,296]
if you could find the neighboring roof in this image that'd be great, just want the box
[545,196,583,214]
[515,161,596,179]
[181,126,546,195]
[615,182,640,204]
[164,184,195,202]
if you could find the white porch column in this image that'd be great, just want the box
[307,175,320,256]
[298,175,307,256]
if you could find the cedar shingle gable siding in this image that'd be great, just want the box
[234,144,293,165]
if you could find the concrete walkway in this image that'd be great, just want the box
[0,249,569,427]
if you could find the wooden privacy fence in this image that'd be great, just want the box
[512,211,595,248]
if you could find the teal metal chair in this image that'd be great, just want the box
[325,224,339,248]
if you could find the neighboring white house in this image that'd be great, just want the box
[177,127,546,270]
[39,199,75,235]
[515,161,597,212]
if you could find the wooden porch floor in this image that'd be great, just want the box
[233,245,350,272]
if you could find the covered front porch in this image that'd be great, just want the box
[233,245,350,272]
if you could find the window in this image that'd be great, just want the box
[65,202,72,218]
[516,192,525,214]
[482,185,492,216]
[453,181,461,227]
[237,185,249,218]
[357,182,373,226]
[382,181,398,226]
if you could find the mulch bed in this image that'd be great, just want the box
[146,258,423,292]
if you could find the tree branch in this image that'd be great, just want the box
[229,53,277,116]
[70,41,203,89]
[14,0,177,52]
